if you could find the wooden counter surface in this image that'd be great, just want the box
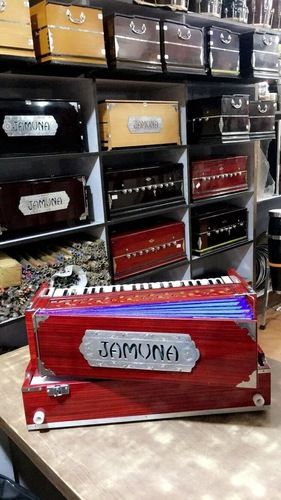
[0,311,280,500]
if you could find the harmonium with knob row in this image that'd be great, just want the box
[0,0,35,62]
[22,269,271,430]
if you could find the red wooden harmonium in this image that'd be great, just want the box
[191,156,248,201]
[22,270,271,429]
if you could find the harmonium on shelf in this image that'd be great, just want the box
[104,13,162,72]
[249,100,277,141]
[110,218,186,280]
[188,94,250,144]
[22,269,271,430]
[0,99,87,155]
[191,156,248,200]
[105,162,185,218]
[240,31,279,80]
[30,1,107,66]
[0,176,89,238]
[207,27,240,78]
[0,0,35,62]
[99,100,181,150]
[192,204,248,255]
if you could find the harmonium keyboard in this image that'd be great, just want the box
[22,269,271,430]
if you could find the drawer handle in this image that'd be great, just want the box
[0,1,6,13]
[258,103,268,114]
[66,9,86,25]
[130,20,146,35]
[231,98,242,109]
[220,32,232,45]
[177,28,191,41]
[263,35,273,46]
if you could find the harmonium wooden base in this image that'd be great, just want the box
[22,270,271,430]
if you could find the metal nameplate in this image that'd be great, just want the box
[19,191,70,216]
[2,115,58,137]
[128,116,163,134]
[79,330,200,372]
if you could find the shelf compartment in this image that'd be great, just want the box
[191,190,254,207]
[192,239,253,261]
[113,257,189,284]
[107,201,188,226]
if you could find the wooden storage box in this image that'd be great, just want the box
[249,100,276,140]
[240,31,279,80]
[0,0,35,61]
[207,27,240,78]
[191,156,248,200]
[30,0,107,66]
[99,100,181,150]
[0,176,89,237]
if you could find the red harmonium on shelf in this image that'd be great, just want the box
[22,270,271,430]
[110,219,186,280]
[191,156,248,200]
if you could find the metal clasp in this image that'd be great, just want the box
[130,20,147,35]
[258,103,268,114]
[66,9,86,25]
[0,0,6,13]
[177,28,191,41]
[220,32,232,45]
[263,34,273,46]
[231,98,242,109]
[47,384,70,398]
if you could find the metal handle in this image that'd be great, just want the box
[0,1,7,13]
[231,98,242,109]
[263,34,273,46]
[177,28,191,41]
[258,103,268,114]
[66,8,86,25]
[220,32,232,45]
[130,20,146,35]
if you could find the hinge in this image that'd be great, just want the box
[47,384,70,398]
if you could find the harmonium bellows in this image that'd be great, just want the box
[22,270,271,430]
[30,1,107,66]
[0,0,35,61]
[0,176,89,238]
[99,100,181,150]
[240,31,279,80]
[0,99,87,155]
[207,27,240,78]
[105,162,185,218]
[187,95,250,144]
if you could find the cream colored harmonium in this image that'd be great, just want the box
[0,0,35,60]
[99,100,181,150]
[30,1,107,66]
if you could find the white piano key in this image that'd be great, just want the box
[151,282,161,289]
[172,281,182,288]
[103,286,115,293]
[53,289,65,297]
[221,276,233,284]
[135,284,142,290]
[123,285,133,291]
[143,283,149,290]
[45,287,55,297]
[162,282,171,288]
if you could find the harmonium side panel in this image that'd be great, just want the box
[0,0,35,60]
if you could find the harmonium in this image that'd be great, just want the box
[110,218,186,280]
[134,0,188,11]
[161,20,207,75]
[30,1,107,66]
[191,156,248,201]
[0,0,35,62]
[0,99,87,156]
[104,13,162,72]
[0,176,89,238]
[99,100,181,150]
[249,100,277,141]
[207,27,240,78]
[192,204,248,255]
[240,31,279,80]
[187,94,250,144]
[105,162,185,219]
[22,269,271,430]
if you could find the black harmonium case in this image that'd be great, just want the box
[0,176,89,237]
[249,100,277,141]
[161,20,206,75]
[188,94,250,144]
[192,204,248,255]
[240,31,279,80]
[104,14,162,72]
[207,27,240,78]
[0,100,87,156]
[105,162,184,218]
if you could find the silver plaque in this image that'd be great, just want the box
[2,115,58,137]
[128,116,163,134]
[19,191,70,216]
[79,330,200,372]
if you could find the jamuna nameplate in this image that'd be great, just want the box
[79,330,200,372]
[3,115,58,137]
[19,191,70,216]
[128,116,163,134]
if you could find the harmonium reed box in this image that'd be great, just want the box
[0,99,87,156]
[0,176,89,237]
[105,162,185,218]
[99,100,181,150]
[104,13,161,72]
[30,0,106,66]
[192,204,248,255]
[0,0,35,62]
[240,31,279,80]
[188,94,250,144]
[161,20,206,75]
[110,218,186,280]
[207,27,240,78]
[249,100,277,141]
[191,156,248,201]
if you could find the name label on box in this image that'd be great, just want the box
[19,191,70,216]
[3,115,58,137]
[128,116,163,134]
